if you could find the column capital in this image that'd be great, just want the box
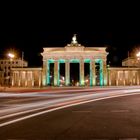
[91,59,95,62]
[65,61,70,86]
[65,59,70,62]
[80,59,85,62]
[103,59,107,63]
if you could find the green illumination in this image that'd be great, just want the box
[95,59,103,86]
[48,59,54,63]
[46,61,50,85]
[80,80,85,86]
[70,59,80,63]
[58,61,60,86]
[99,60,103,86]
[84,59,90,63]
[59,59,65,63]
[95,59,101,63]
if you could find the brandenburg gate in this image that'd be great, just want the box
[41,35,108,86]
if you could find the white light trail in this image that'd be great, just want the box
[1,88,140,127]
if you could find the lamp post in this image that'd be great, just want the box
[8,53,15,59]
[22,51,24,68]
[136,52,140,67]
[107,64,110,86]
[8,53,15,87]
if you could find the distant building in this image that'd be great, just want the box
[122,57,140,67]
[0,59,28,86]
[11,68,42,87]
[108,57,140,86]
[8,35,140,87]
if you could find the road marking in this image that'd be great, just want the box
[119,138,138,140]
[1,92,140,128]
[90,138,109,140]
[7,139,25,140]
[111,110,129,113]
[72,110,92,113]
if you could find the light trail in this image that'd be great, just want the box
[1,87,140,127]
[0,89,124,117]
[0,86,138,97]
[1,87,140,117]
[1,88,140,117]
[1,89,140,127]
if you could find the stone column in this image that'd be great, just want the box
[11,71,14,86]
[129,71,132,85]
[32,71,34,87]
[39,70,42,87]
[42,60,46,86]
[25,71,27,87]
[42,60,50,86]
[46,61,50,85]
[65,60,70,86]
[116,71,119,86]
[90,60,96,86]
[99,60,103,86]
[16,72,18,86]
[108,69,111,86]
[54,61,60,86]
[18,71,21,87]
[137,71,139,85]
[80,59,84,86]
[103,60,107,86]
[123,70,126,86]
[139,69,140,85]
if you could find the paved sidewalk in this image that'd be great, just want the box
[0,86,91,93]
[1,86,140,93]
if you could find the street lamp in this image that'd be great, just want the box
[136,51,140,67]
[7,53,15,87]
[21,51,24,68]
[8,53,15,59]
[136,51,140,57]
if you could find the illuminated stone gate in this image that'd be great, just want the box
[41,35,108,86]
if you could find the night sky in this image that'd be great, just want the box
[1,2,140,68]
[1,31,140,67]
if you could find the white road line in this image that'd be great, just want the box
[119,138,138,140]
[0,91,140,128]
[111,110,129,113]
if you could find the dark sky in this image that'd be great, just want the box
[1,2,140,67]
[1,30,140,67]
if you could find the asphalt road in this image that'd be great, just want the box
[1,88,140,139]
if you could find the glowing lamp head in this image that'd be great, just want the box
[8,53,15,59]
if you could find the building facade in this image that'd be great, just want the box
[9,35,140,87]
[11,68,42,87]
[122,57,140,67]
[108,57,140,86]
[0,59,28,86]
